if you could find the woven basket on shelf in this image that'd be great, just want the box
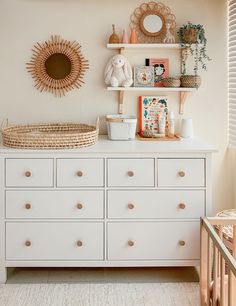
[2,122,99,149]
[182,28,198,44]
[180,75,201,88]
[163,77,181,88]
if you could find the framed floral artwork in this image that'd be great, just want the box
[134,66,154,87]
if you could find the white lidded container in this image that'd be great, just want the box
[106,115,137,140]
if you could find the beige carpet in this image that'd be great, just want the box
[0,283,199,306]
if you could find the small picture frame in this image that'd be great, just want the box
[146,58,169,87]
[134,66,154,87]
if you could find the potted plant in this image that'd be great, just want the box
[178,22,211,88]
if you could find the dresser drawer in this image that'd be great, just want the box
[107,159,155,187]
[6,222,104,260]
[158,159,205,187]
[6,159,54,187]
[107,190,205,219]
[108,222,200,260]
[57,159,104,187]
[6,190,104,219]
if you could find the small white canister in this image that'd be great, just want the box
[106,115,137,140]
[181,118,194,138]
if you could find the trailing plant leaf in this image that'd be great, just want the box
[178,22,211,76]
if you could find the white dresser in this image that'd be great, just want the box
[0,136,215,283]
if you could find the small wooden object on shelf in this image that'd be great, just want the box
[109,25,120,44]
[137,133,181,141]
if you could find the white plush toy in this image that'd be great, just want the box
[104,54,133,87]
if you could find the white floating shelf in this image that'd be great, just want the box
[107,87,197,92]
[107,43,181,50]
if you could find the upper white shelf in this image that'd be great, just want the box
[107,87,197,92]
[107,43,182,50]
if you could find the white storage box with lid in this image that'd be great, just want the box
[106,115,137,140]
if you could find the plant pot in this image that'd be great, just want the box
[182,28,198,44]
[180,75,201,88]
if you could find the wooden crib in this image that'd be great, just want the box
[200,217,236,306]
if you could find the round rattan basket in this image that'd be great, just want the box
[182,28,198,44]
[2,122,99,149]
[163,77,181,88]
[180,75,201,88]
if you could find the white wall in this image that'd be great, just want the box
[0,0,232,212]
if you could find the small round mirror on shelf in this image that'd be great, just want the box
[142,14,164,36]
[130,2,176,43]
[45,53,72,80]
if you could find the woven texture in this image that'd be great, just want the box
[180,75,201,88]
[2,123,98,149]
[216,209,236,244]
[182,29,198,44]
[163,78,180,88]
[0,283,199,306]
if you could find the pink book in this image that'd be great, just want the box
[146,58,169,87]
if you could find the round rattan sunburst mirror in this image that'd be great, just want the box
[27,35,89,97]
[130,2,176,43]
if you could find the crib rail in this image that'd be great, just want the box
[200,218,236,306]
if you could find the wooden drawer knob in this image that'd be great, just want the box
[179,240,186,246]
[76,203,83,210]
[128,240,134,247]
[25,240,31,247]
[127,171,134,177]
[128,203,135,210]
[178,171,186,178]
[76,171,83,177]
[179,203,186,209]
[77,240,83,247]
[25,203,32,210]
[25,171,32,177]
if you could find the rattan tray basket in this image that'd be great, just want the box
[2,121,99,149]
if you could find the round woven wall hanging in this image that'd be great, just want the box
[130,2,176,43]
[26,35,89,97]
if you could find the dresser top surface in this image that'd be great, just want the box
[0,136,217,154]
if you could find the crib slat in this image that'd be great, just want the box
[231,226,236,305]
[220,255,226,306]
[207,235,212,306]
[228,271,233,306]
[213,246,218,306]
[218,226,225,306]
[203,219,236,275]
[200,221,209,306]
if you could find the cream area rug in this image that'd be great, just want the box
[0,283,199,306]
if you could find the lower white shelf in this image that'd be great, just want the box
[107,87,197,92]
